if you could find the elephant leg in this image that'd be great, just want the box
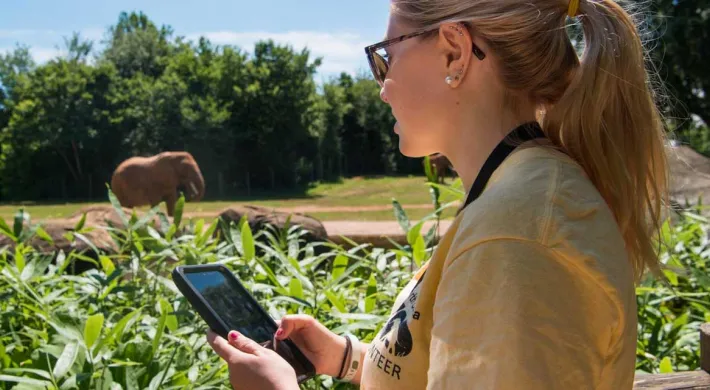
[164,193,177,217]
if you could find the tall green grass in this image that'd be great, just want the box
[0,174,708,389]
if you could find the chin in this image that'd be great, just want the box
[397,138,431,158]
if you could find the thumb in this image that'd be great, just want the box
[227,330,262,355]
[276,314,315,340]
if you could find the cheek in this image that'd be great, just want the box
[386,60,449,130]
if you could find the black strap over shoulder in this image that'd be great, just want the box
[460,121,546,211]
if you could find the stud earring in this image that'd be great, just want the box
[445,76,453,85]
[449,25,464,36]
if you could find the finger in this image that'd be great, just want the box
[206,329,246,362]
[276,314,315,340]
[227,330,262,355]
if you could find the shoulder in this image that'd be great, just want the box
[444,144,635,320]
[452,145,606,247]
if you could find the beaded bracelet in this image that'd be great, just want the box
[340,334,360,382]
[336,335,352,380]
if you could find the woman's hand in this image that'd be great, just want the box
[206,330,299,390]
[274,314,347,378]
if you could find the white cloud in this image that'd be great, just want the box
[0,28,107,64]
[0,29,61,39]
[69,28,106,42]
[30,47,65,63]
[2,29,373,78]
[0,28,105,41]
[0,46,54,62]
[189,30,371,78]
[0,28,106,48]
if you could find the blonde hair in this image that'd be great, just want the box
[392,0,669,281]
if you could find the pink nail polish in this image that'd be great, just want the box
[229,331,239,341]
[276,329,284,337]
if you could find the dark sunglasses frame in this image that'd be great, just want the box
[364,24,486,85]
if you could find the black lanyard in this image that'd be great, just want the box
[460,122,546,211]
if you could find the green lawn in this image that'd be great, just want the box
[0,175,462,222]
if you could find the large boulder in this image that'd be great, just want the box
[217,205,328,244]
[0,205,168,274]
[0,216,118,274]
[66,205,163,229]
[668,145,710,209]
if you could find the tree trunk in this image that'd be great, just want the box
[218,171,225,198]
[61,176,68,201]
[56,148,80,183]
[72,140,83,177]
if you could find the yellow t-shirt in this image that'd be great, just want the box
[360,144,637,389]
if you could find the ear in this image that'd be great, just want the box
[436,23,475,88]
[173,156,187,177]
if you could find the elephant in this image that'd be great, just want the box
[110,151,205,216]
[428,153,455,183]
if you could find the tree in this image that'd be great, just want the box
[61,32,94,64]
[652,0,710,129]
[0,10,428,202]
[235,40,323,189]
[338,74,401,176]
[101,11,174,78]
[0,58,121,200]
[317,78,351,181]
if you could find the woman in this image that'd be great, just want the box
[206,0,669,388]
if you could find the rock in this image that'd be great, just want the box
[668,145,710,210]
[0,205,169,274]
[217,205,328,244]
[0,217,118,274]
[66,205,163,229]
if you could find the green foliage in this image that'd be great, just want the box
[0,12,418,203]
[0,181,709,389]
[679,125,710,157]
[635,209,710,374]
[650,0,710,130]
[0,189,434,389]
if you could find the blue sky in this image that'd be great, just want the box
[0,0,392,80]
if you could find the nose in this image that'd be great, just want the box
[379,86,389,104]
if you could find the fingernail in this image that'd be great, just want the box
[276,329,284,337]
[228,331,239,341]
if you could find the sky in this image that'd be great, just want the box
[0,0,392,81]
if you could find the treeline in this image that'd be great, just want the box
[1,2,708,202]
[0,12,417,202]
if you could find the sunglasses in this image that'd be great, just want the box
[364,24,486,86]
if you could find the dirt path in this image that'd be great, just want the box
[181,203,457,243]
[183,203,458,219]
[324,220,453,236]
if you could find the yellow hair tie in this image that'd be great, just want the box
[568,0,580,17]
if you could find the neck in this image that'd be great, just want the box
[444,113,537,194]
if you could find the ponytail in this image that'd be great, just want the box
[543,0,669,281]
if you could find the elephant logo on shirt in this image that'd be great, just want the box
[377,271,427,357]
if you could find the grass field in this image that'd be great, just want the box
[0,175,462,222]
